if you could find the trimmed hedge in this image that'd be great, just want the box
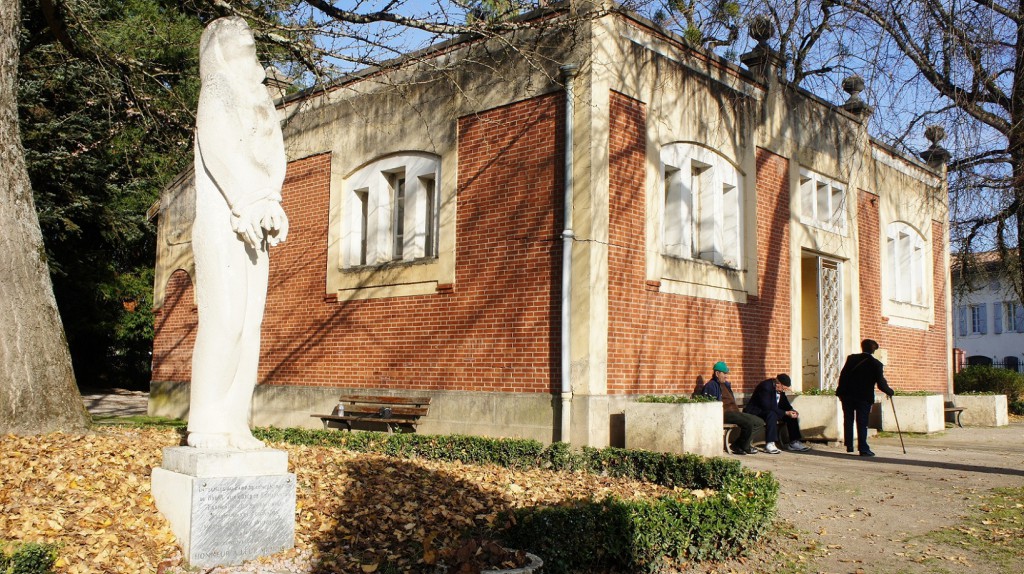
[0,542,58,574]
[636,394,717,404]
[955,365,1024,414]
[504,472,777,573]
[253,427,779,572]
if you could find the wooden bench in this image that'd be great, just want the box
[944,406,966,428]
[312,395,431,433]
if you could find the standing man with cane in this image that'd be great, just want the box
[836,339,896,457]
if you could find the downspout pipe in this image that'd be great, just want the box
[559,64,578,443]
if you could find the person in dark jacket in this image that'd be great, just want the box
[701,361,764,455]
[836,339,895,456]
[743,374,810,453]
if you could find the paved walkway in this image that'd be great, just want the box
[81,388,149,416]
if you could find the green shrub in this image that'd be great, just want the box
[636,394,717,404]
[893,390,939,396]
[799,388,836,396]
[504,471,779,573]
[955,366,1024,405]
[0,542,58,574]
[253,426,778,571]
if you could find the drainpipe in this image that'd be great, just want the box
[559,64,578,443]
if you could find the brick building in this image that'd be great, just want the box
[150,7,952,447]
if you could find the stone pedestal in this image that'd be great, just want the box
[151,447,295,568]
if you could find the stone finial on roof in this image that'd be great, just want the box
[263,66,292,102]
[740,15,783,80]
[841,75,873,117]
[920,124,952,167]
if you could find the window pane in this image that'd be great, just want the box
[694,161,715,261]
[391,174,406,260]
[423,176,437,258]
[663,165,686,257]
[816,180,830,224]
[800,173,814,221]
[357,189,369,266]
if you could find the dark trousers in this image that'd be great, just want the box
[842,400,872,452]
[724,411,764,450]
[759,410,803,443]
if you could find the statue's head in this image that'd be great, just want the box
[199,16,265,85]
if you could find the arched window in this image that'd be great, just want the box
[660,143,743,268]
[342,153,440,268]
[886,222,927,305]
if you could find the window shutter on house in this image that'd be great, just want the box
[994,306,1003,334]
[979,303,988,334]
[1016,305,1024,332]
[958,306,967,335]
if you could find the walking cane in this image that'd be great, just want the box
[889,395,907,454]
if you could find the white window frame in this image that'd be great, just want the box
[886,221,928,306]
[660,143,743,269]
[799,168,847,234]
[342,153,440,268]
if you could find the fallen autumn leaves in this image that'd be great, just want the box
[0,427,676,573]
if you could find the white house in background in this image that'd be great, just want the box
[953,252,1024,371]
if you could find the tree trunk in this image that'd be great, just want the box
[0,0,89,434]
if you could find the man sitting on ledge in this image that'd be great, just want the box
[744,374,811,454]
[701,361,764,455]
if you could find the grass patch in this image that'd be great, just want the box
[93,415,185,428]
[924,487,1024,571]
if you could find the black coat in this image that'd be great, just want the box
[836,353,894,404]
[743,378,793,419]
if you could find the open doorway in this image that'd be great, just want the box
[801,253,844,391]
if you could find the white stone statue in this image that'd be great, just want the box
[188,16,288,449]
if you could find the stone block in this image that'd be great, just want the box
[151,448,295,568]
[952,395,1009,427]
[791,395,844,442]
[624,401,722,458]
[879,395,944,433]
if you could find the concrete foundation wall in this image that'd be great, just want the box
[151,381,622,444]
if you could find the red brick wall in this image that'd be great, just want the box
[151,270,196,381]
[152,94,565,393]
[856,191,949,392]
[605,91,792,395]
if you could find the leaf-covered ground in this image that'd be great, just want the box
[0,428,682,573]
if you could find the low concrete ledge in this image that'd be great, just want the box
[624,401,723,458]
[952,394,1009,427]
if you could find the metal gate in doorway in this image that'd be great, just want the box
[818,259,843,390]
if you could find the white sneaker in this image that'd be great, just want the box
[764,442,782,454]
[787,440,811,452]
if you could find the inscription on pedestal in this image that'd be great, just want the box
[188,475,295,567]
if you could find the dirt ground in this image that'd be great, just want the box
[80,391,1024,573]
[734,423,1024,573]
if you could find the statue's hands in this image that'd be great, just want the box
[259,201,289,246]
[232,199,289,249]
